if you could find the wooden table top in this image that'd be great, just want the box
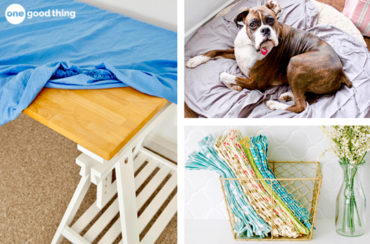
[23,88,167,160]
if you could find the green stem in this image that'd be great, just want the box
[342,165,349,232]
[357,152,367,165]
[351,167,357,234]
[350,166,362,227]
[353,196,362,227]
[343,165,359,235]
[350,194,354,234]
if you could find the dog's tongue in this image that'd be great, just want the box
[260,48,268,55]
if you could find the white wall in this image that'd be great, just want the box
[185,0,235,35]
[185,0,225,31]
[146,105,177,162]
[79,0,177,31]
[185,126,370,221]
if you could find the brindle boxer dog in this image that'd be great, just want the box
[186,0,352,113]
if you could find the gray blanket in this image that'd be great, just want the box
[185,0,370,118]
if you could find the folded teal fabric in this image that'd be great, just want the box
[186,135,270,238]
[249,135,312,230]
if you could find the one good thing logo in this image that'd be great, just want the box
[5,4,25,24]
[5,3,76,25]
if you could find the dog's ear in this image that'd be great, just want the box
[265,0,281,15]
[234,8,249,28]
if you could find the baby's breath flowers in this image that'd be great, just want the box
[322,126,369,236]
[322,126,370,165]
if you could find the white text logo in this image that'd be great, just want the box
[5,3,26,25]
[5,4,76,24]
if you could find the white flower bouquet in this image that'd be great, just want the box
[322,125,370,165]
[322,125,369,236]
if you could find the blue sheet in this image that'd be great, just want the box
[0,0,177,126]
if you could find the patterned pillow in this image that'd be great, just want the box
[342,0,370,37]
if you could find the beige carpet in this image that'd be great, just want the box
[0,114,177,243]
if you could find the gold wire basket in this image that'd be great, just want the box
[220,161,322,241]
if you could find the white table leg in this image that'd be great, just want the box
[51,104,177,243]
[116,153,140,244]
[51,174,91,244]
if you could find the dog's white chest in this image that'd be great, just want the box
[234,26,264,77]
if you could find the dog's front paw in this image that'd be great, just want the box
[266,100,289,110]
[220,72,237,89]
[279,91,293,102]
[186,55,210,68]
[231,85,242,91]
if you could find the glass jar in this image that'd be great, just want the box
[335,162,366,236]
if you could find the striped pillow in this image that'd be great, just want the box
[343,0,370,37]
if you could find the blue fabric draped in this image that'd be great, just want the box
[0,0,177,126]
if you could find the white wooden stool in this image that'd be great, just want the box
[24,87,177,244]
